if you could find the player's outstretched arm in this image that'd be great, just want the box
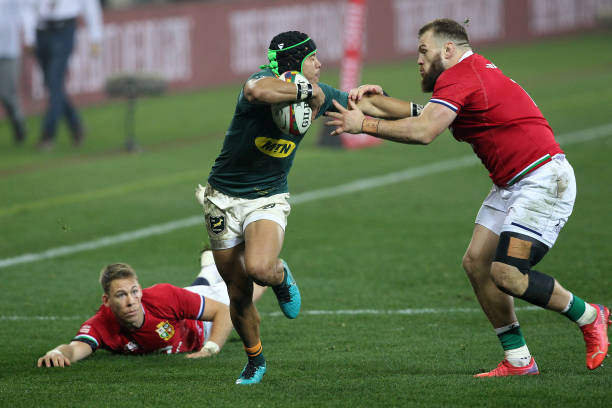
[326,100,455,145]
[37,341,93,368]
[357,94,418,119]
[349,84,421,119]
[186,297,233,359]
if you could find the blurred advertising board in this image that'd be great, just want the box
[16,0,611,114]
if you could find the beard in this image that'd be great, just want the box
[421,53,445,93]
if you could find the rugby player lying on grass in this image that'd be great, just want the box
[37,251,266,367]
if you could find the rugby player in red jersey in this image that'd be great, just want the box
[37,252,266,368]
[325,18,610,377]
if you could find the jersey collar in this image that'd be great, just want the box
[458,50,474,63]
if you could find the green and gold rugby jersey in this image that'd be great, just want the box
[207,69,348,198]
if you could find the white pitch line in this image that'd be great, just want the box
[1,122,611,270]
[0,305,543,321]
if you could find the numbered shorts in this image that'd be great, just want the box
[195,184,291,250]
[475,154,576,248]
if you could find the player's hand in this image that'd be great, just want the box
[308,83,325,118]
[186,341,220,359]
[37,350,71,368]
[349,84,384,102]
[185,349,213,359]
[325,99,365,135]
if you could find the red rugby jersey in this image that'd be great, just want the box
[430,52,562,186]
[73,284,205,354]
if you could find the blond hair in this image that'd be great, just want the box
[99,263,138,294]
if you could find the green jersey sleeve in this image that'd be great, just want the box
[316,83,349,119]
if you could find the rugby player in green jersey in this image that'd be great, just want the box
[196,31,353,384]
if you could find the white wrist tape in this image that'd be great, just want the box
[203,341,220,354]
[296,83,313,101]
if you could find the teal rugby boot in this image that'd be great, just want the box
[235,359,267,385]
[271,260,301,319]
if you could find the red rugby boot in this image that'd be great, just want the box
[580,304,610,370]
[474,357,539,378]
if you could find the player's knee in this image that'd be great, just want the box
[490,261,524,295]
[462,250,488,283]
[493,231,554,306]
[244,258,278,285]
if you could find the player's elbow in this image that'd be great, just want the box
[410,127,436,145]
[243,81,271,103]
[243,82,259,103]
[415,120,441,145]
[419,132,436,145]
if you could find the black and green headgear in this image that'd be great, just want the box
[260,31,317,76]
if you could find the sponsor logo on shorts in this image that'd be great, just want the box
[259,203,276,209]
[156,321,175,341]
[209,215,226,235]
[255,137,296,158]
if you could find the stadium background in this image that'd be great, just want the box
[1,0,611,406]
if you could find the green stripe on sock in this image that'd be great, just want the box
[563,294,586,322]
[497,326,527,351]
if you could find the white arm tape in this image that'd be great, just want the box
[203,341,220,354]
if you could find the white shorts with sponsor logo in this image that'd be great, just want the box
[195,183,291,250]
[475,154,576,248]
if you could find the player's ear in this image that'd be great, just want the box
[102,293,109,306]
[444,41,454,58]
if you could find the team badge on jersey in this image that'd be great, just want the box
[155,321,175,341]
[208,215,226,235]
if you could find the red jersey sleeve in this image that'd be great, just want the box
[143,284,205,321]
[72,306,113,352]
[430,68,478,114]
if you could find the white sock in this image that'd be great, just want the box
[576,303,598,326]
[504,345,532,367]
[197,264,224,285]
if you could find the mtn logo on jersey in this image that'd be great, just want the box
[156,321,175,341]
[255,137,296,158]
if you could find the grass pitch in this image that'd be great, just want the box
[0,33,611,407]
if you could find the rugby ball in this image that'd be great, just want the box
[271,71,313,136]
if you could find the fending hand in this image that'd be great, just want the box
[348,84,384,102]
[324,99,365,136]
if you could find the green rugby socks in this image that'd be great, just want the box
[562,294,596,326]
[495,322,532,367]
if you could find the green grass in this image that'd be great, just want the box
[1,32,611,407]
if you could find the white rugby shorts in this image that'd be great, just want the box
[475,154,576,248]
[185,268,229,342]
[195,183,291,250]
